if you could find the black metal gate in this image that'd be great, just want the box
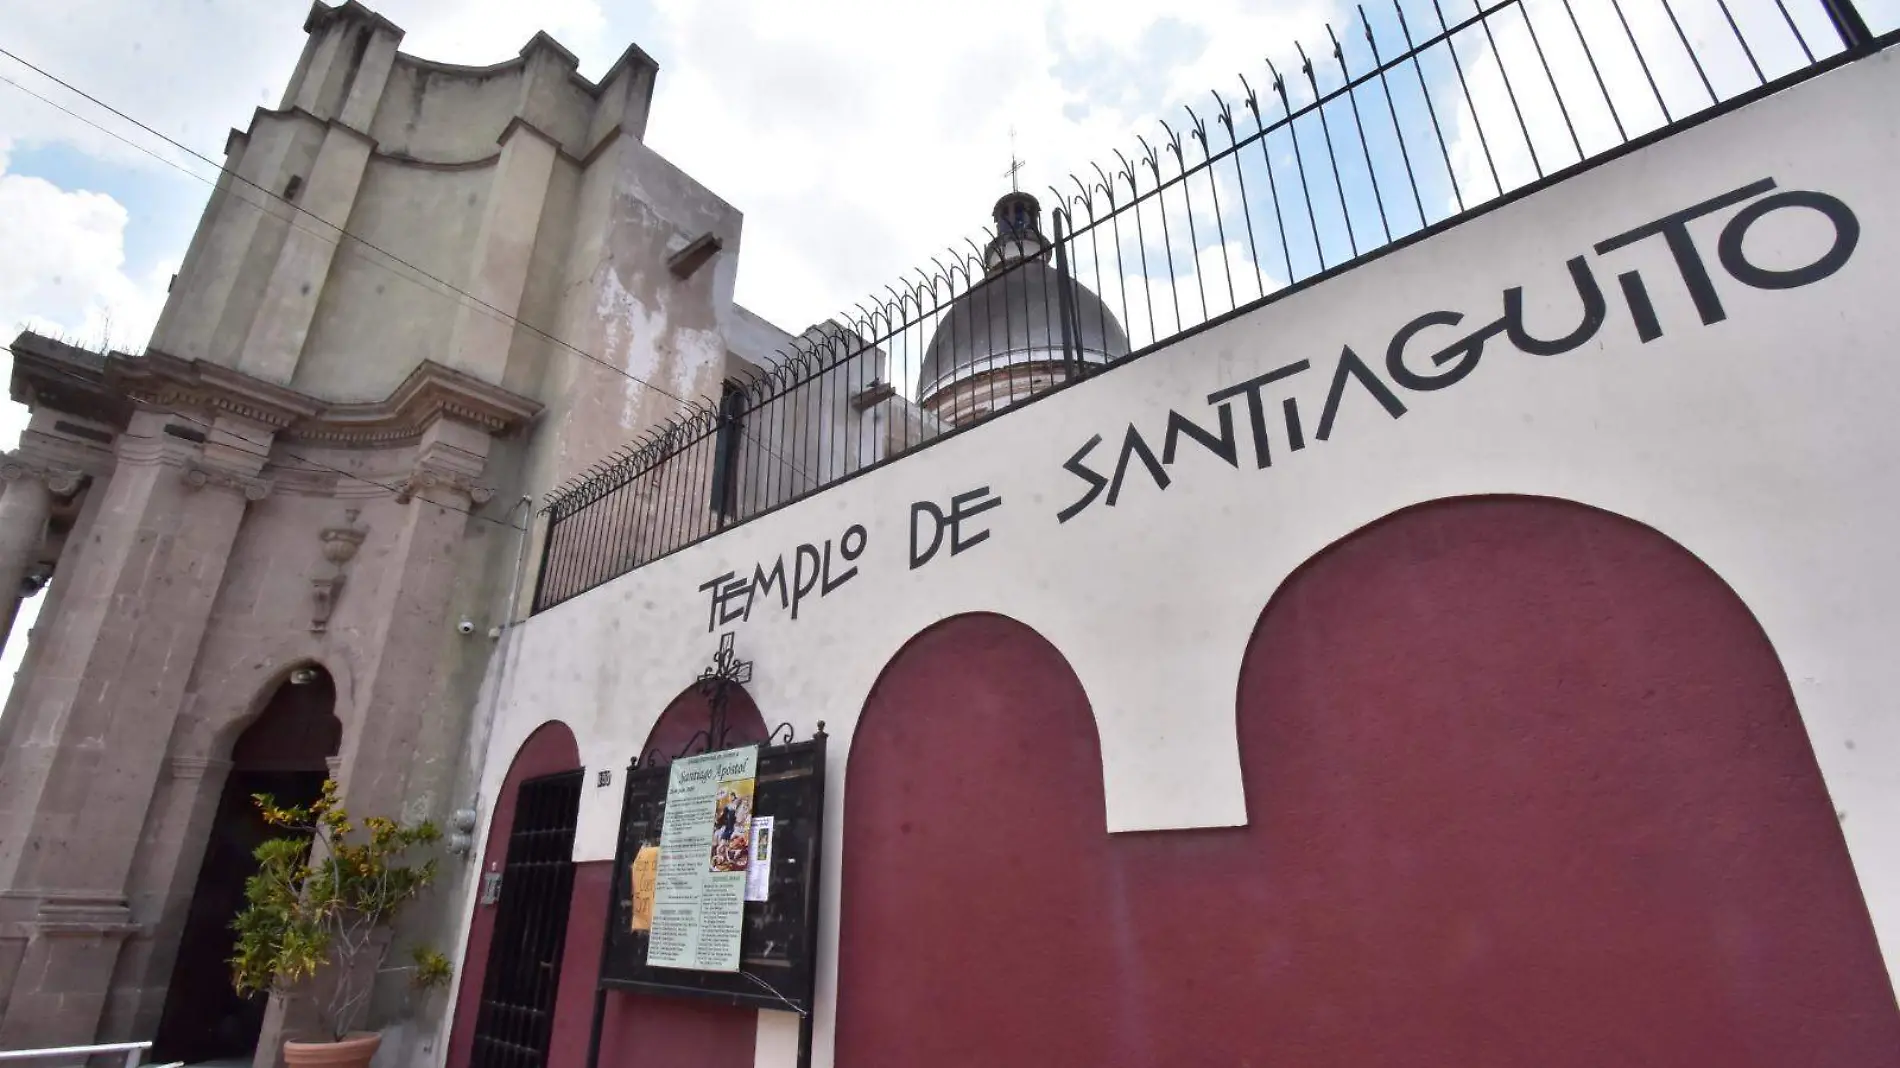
[470,769,584,1068]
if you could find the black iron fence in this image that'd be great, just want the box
[532,0,1890,613]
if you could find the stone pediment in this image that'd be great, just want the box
[9,333,541,448]
[109,349,324,429]
[286,360,542,445]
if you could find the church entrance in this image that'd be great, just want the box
[153,667,342,1065]
[468,769,583,1068]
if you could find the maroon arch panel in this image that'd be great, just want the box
[448,721,581,1068]
[835,499,1900,1067]
[555,684,769,1068]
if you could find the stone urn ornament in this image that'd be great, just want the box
[310,510,368,633]
[229,781,451,1068]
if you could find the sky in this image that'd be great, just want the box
[0,0,1893,695]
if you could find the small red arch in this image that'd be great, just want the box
[447,720,580,1068]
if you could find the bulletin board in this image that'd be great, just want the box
[595,734,827,1014]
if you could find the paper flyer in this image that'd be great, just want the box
[744,816,775,902]
[629,846,659,931]
[645,746,758,971]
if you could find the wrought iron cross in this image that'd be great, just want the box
[1003,126,1025,192]
[694,631,753,752]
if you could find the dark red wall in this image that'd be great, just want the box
[835,497,1900,1067]
[448,721,581,1068]
[547,686,770,1068]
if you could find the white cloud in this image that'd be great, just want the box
[0,141,172,358]
[638,0,1344,334]
[1442,0,1838,211]
[1107,239,1281,351]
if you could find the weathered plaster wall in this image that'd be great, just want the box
[372,61,529,163]
[294,159,490,399]
[468,47,1900,1068]
[517,130,752,571]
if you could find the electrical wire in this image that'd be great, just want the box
[0,343,522,527]
[0,46,817,488]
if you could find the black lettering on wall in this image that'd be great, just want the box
[1716,189,1859,290]
[1106,425,1171,507]
[1283,397,1305,452]
[1594,177,1774,327]
[1206,360,1311,469]
[1316,346,1408,441]
[745,558,788,620]
[821,537,860,595]
[911,492,1002,570]
[791,543,822,619]
[697,571,751,633]
[1161,404,1239,468]
[1503,256,1606,355]
[1385,311,1499,392]
[1616,271,1662,343]
[1056,435,1108,524]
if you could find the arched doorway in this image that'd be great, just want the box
[154,665,341,1064]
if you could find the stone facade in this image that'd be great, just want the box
[0,2,791,1062]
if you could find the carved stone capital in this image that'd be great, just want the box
[167,755,234,780]
[397,460,494,505]
[182,462,272,501]
[0,452,86,497]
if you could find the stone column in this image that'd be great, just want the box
[237,122,373,386]
[445,120,558,384]
[0,457,79,658]
[94,755,234,1043]
[0,410,270,1049]
[334,423,494,819]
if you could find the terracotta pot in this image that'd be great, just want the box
[283,1031,382,1068]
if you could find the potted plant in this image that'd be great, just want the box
[230,781,452,1068]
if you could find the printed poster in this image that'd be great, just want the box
[744,816,775,902]
[629,846,659,931]
[645,746,758,972]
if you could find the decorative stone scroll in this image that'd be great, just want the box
[396,460,495,506]
[0,454,85,497]
[181,462,272,501]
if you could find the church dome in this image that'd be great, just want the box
[917,192,1130,412]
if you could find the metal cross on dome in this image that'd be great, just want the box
[1003,126,1026,192]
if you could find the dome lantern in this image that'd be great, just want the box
[918,190,1131,426]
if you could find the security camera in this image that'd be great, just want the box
[456,617,476,635]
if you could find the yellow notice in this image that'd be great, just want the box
[630,846,660,931]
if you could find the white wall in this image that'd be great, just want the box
[478,47,1900,1067]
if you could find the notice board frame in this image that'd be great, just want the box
[583,731,827,1068]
